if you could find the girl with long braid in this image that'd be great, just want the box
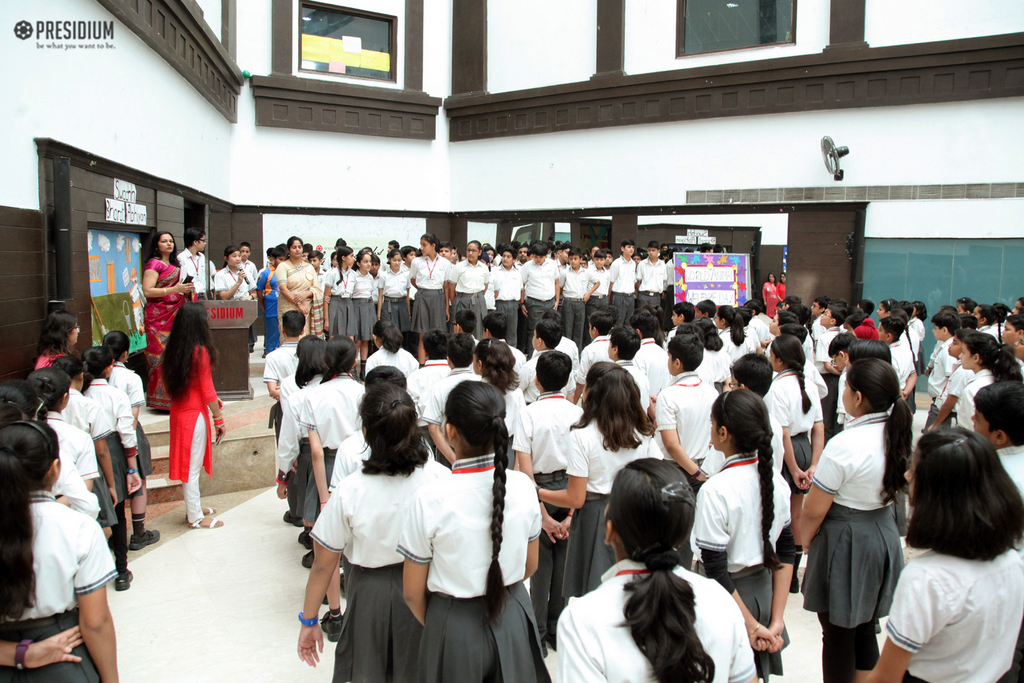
[766,334,823,594]
[399,381,549,683]
[694,389,794,680]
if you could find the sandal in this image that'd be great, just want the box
[202,507,217,515]
[190,518,224,529]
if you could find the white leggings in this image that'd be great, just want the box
[181,413,207,524]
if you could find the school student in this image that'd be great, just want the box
[376,249,411,334]
[866,430,1024,683]
[908,302,928,375]
[422,334,482,464]
[975,303,1003,340]
[924,311,960,429]
[607,239,637,325]
[559,248,596,352]
[447,240,490,340]
[1004,313,1024,363]
[630,309,671,405]
[490,246,524,346]
[694,389,794,680]
[453,309,478,338]
[256,246,287,355]
[512,351,581,655]
[745,299,772,348]
[718,305,758,363]
[474,338,527,443]
[538,363,659,597]
[323,245,355,340]
[800,358,911,683]
[657,335,719,480]
[542,309,582,387]
[827,332,857,432]
[365,319,419,378]
[406,330,451,451]
[635,241,666,312]
[556,458,757,683]
[348,251,378,377]
[571,307,615,403]
[0,420,120,681]
[399,382,549,683]
[766,334,824,595]
[519,242,561,354]
[814,304,846,442]
[582,249,611,350]
[607,326,650,412]
[693,317,732,389]
[482,312,527,376]
[520,319,575,404]
[297,383,449,681]
[264,309,304,444]
[955,330,1022,430]
[409,234,452,363]
[879,315,918,413]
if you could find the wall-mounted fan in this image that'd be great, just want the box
[821,136,850,181]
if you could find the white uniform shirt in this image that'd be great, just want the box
[13,493,116,620]
[490,265,523,302]
[84,379,136,451]
[512,393,584,474]
[378,267,410,298]
[720,327,759,363]
[520,260,559,301]
[767,370,823,437]
[748,316,771,345]
[213,267,250,300]
[694,454,791,572]
[635,259,667,293]
[520,350,577,404]
[109,362,145,409]
[702,414,786,477]
[559,266,592,299]
[364,347,419,378]
[616,360,650,411]
[886,549,1023,683]
[978,324,1001,340]
[350,271,375,298]
[408,255,451,290]
[263,341,299,385]
[811,412,890,510]
[398,454,542,597]
[890,338,916,386]
[447,259,490,294]
[177,249,207,296]
[589,266,611,297]
[939,363,968,407]
[47,413,99,481]
[298,375,364,450]
[816,327,841,373]
[495,385,527,437]
[656,373,718,465]
[699,348,732,386]
[567,422,659,494]
[242,259,259,291]
[956,369,993,429]
[1000,444,1024,560]
[576,335,611,386]
[64,389,114,442]
[407,361,453,427]
[909,318,925,358]
[323,268,354,298]
[555,337,581,381]
[276,376,322,473]
[634,338,671,398]
[313,460,450,568]
[422,368,482,425]
[927,339,955,398]
[608,256,637,295]
[557,560,756,683]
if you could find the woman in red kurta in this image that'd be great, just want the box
[762,272,781,318]
[162,302,227,528]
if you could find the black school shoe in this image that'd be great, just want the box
[320,612,344,642]
[129,529,161,551]
[298,529,313,550]
[302,550,314,569]
[283,511,303,527]
[114,571,133,592]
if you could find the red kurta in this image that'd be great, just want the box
[168,347,218,483]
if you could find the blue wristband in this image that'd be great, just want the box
[298,610,318,627]
[126,468,138,475]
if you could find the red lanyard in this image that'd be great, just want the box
[673,375,701,388]
[454,465,494,474]
[616,569,651,577]
[424,256,439,282]
[721,456,757,471]
[641,339,656,346]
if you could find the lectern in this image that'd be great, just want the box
[202,300,258,400]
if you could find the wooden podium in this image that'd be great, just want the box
[202,300,258,401]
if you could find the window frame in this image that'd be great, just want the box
[675,0,798,59]
[297,1,399,84]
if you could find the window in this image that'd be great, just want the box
[300,3,396,82]
[677,0,795,57]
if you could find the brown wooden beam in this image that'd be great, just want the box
[451,0,487,95]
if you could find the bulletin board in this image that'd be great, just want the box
[88,228,146,353]
[674,252,751,306]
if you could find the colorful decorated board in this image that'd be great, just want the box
[673,252,751,306]
[88,228,146,353]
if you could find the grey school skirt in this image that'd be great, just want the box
[453,292,487,337]
[419,582,550,683]
[329,296,351,338]
[107,434,129,504]
[381,296,411,332]
[563,493,615,598]
[334,563,422,683]
[0,609,99,682]
[347,297,376,340]
[781,431,812,495]
[303,446,335,525]
[733,566,789,679]
[412,288,446,334]
[802,503,904,628]
[92,468,117,528]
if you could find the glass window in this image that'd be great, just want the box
[300,3,395,82]
[678,0,795,56]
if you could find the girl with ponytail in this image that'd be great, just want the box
[558,458,758,683]
[694,389,794,680]
[297,383,448,680]
[766,334,824,594]
[800,358,909,683]
[399,381,548,683]
[0,420,120,680]
[717,305,758,362]
[956,330,1023,428]
[974,303,1003,340]
[692,316,731,388]
[365,319,419,378]
[474,337,527,441]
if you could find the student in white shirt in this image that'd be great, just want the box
[177,227,208,299]
[867,429,1023,683]
[482,312,527,376]
[557,457,757,683]
[405,329,451,455]
[323,246,356,340]
[693,317,733,389]
[560,247,598,352]
[474,339,527,442]
[815,304,846,441]
[717,305,759,363]
[0,420,120,681]
[213,245,256,302]
[264,310,304,441]
[801,358,911,683]
[582,249,612,350]
[607,239,637,326]
[409,234,452,364]
[630,309,671,407]
[31,370,100,500]
[298,383,449,679]
[744,299,772,348]
[974,303,1003,341]
[908,302,928,374]
[657,335,719,480]
[377,248,412,334]
[956,330,1022,430]
[520,319,576,404]
[923,311,960,429]
[635,240,667,311]
[771,310,828,399]
[826,332,857,432]
[607,326,650,412]
[422,334,481,464]
[512,351,582,654]
[447,240,490,339]
[879,315,918,417]
[928,330,970,431]
[541,309,582,391]
[365,319,419,378]
[571,306,616,403]
[695,389,794,680]
[348,251,378,375]
[538,362,659,598]
[490,246,524,346]
[399,382,548,683]
[519,242,561,355]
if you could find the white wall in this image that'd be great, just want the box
[487,0,595,94]
[467,221,497,246]
[0,0,233,211]
[865,0,1024,48]
[866,199,1024,240]
[192,0,222,40]
[263,214,426,256]
[624,0,828,76]
[638,213,789,245]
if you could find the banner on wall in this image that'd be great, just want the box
[673,252,751,306]
[88,228,146,353]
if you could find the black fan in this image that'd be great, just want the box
[821,136,850,181]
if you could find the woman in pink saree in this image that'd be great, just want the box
[141,232,195,409]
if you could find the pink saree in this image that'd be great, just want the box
[144,258,189,409]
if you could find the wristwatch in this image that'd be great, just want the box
[15,639,32,670]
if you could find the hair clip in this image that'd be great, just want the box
[390,399,401,409]
[661,481,691,504]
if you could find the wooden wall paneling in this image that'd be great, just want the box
[826,0,868,51]
[0,207,45,380]
[595,0,625,78]
[451,0,487,95]
[785,211,856,304]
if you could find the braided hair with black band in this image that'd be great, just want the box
[770,334,812,414]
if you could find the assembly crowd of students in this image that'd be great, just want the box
[3,230,1024,683]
